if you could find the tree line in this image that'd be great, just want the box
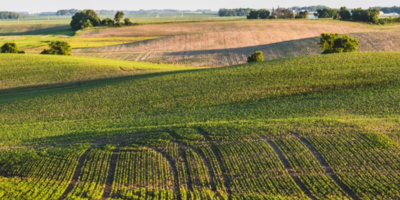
[0,12,23,19]
[70,10,137,30]
[317,7,398,24]
[218,8,253,17]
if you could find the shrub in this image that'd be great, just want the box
[1,43,19,53]
[319,33,359,54]
[124,18,134,26]
[70,9,101,30]
[101,18,114,26]
[41,41,72,55]
[247,51,264,63]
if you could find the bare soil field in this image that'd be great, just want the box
[74,20,400,67]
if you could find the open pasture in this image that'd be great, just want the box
[74,20,400,67]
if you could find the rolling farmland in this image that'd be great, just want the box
[2,14,400,199]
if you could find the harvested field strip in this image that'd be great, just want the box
[74,32,400,67]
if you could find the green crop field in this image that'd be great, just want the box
[1,13,400,200]
[2,48,400,199]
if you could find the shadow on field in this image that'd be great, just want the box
[0,25,74,36]
[0,69,208,103]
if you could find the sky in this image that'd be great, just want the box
[2,0,399,13]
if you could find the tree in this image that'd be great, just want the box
[338,7,351,20]
[247,10,259,19]
[70,9,101,30]
[1,43,19,53]
[115,11,125,23]
[41,41,72,55]
[258,9,270,19]
[247,51,264,63]
[316,8,338,18]
[319,33,359,54]
[351,8,380,23]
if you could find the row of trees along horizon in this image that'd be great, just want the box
[219,7,400,24]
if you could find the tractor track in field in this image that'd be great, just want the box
[196,128,232,197]
[166,130,217,192]
[59,149,90,200]
[150,147,181,200]
[263,137,315,200]
[101,150,119,200]
[292,133,359,200]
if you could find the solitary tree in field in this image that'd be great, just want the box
[114,11,125,23]
[247,51,264,63]
[41,41,72,55]
[1,42,19,53]
[319,33,359,54]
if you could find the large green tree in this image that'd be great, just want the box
[338,7,351,20]
[70,9,101,30]
[114,11,125,23]
[319,33,359,54]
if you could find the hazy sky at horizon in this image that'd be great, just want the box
[2,0,399,13]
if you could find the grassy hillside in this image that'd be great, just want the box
[74,20,400,67]
[0,54,193,90]
[1,52,400,199]
[1,52,400,144]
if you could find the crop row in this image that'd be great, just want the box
[215,140,305,198]
[111,146,174,199]
[274,138,351,199]
[67,149,112,199]
[0,147,85,199]
[307,133,400,198]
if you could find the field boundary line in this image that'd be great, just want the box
[262,137,315,200]
[292,134,359,200]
